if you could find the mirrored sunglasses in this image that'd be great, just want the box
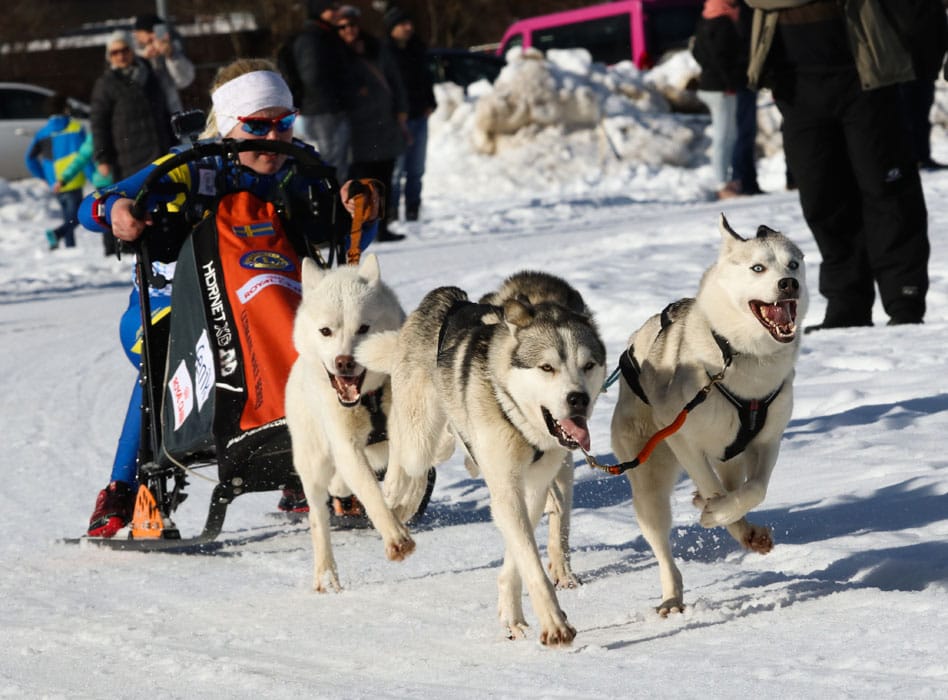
[236,110,298,136]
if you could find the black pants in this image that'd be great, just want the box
[774,69,929,323]
[899,78,936,163]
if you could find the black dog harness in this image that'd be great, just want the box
[617,301,784,462]
[361,387,388,446]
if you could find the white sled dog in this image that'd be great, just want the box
[358,271,607,645]
[610,214,808,615]
[285,254,413,592]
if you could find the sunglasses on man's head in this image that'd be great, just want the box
[236,110,298,136]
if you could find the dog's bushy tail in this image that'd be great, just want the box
[356,330,400,374]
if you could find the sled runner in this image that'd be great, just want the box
[68,139,433,551]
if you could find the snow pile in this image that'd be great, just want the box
[469,47,695,168]
[429,47,948,199]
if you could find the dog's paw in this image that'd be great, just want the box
[741,523,773,553]
[314,568,342,593]
[657,597,685,617]
[539,615,576,646]
[548,561,582,590]
[385,534,416,561]
[505,621,529,640]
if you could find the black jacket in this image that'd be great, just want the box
[344,34,408,163]
[294,19,351,115]
[383,35,437,119]
[692,15,747,92]
[90,58,174,180]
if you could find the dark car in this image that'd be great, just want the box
[427,48,505,90]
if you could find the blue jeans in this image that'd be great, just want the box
[392,117,429,215]
[697,90,738,188]
[54,189,83,247]
[731,88,761,194]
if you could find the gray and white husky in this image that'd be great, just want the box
[610,215,808,615]
[285,255,413,593]
[478,273,592,589]
[358,271,607,645]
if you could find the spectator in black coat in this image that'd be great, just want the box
[294,0,353,180]
[384,7,437,222]
[90,30,174,254]
[897,0,948,170]
[337,5,408,242]
[91,30,173,181]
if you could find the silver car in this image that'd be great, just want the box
[0,82,90,181]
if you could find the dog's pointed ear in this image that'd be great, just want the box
[357,253,380,285]
[503,297,535,332]
[301,257,326,288]
[756,224,779,238]
[719,213,745,243]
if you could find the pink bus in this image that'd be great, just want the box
[496,0,703,70]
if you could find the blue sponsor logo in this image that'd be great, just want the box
[239,251,296,271]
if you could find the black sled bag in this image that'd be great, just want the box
[160,191,303,492]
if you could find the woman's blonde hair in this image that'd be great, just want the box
[200,58,281,139]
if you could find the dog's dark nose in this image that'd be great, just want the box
[335,355,356,375]
[778,277,799,292]
[567,391,589,413]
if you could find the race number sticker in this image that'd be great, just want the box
[197,168,216,197]
[194,329,214,411]
[167,360,194,430]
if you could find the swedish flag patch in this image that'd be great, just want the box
[232,222,275,238]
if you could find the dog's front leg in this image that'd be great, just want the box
[304,480,341,593]
[333,439,415,561]
[483,457,576,646]
[545,454,580,589]
[695,444,775,527]
[702,444,778,552]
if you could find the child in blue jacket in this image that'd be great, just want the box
[24,94,94,250]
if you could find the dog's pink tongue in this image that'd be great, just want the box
[333,375,360,403]
[559,416,591,452]
[765,301,794,325]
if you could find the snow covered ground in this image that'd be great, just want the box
[1,51,946,697]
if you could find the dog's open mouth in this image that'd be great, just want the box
[542,407,591,451]
[328,371,366,407]
[750,299,798,343]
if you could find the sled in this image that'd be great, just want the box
[68,139,434,551]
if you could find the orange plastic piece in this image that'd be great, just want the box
[130,484,165,539]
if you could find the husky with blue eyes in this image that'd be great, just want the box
[611,214,809,617]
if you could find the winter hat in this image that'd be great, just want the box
[384,7,411,33]
[338,5,361,20]
[133,14,163,32]
[307,0,338,19]
[105,30,133,57]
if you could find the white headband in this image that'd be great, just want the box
[211,71,294,136]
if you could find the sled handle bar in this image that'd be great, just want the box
[128,139,334,220]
